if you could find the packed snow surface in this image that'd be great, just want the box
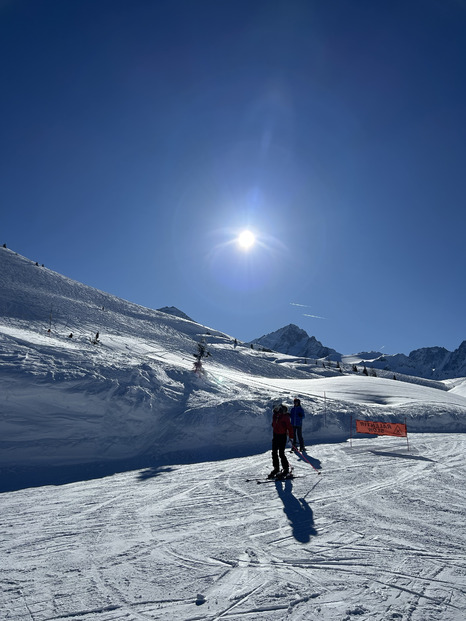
[1,247,465,619]
[2,435,465,620]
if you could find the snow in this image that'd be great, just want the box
[444,378,466,398]
[2,435,465,620]
[1,246,466,620]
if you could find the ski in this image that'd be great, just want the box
[246,476,300,484]
[246,470,297,484]
[257,475,299,484]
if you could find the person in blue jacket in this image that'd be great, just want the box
[290,398,306,452]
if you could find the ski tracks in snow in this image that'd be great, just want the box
[1,434,465,620]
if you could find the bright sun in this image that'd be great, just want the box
[237,230,255,250]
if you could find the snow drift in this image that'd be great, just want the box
[1,247,466,482]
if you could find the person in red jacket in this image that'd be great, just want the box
[268,404,294,478]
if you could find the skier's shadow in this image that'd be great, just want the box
[293,450,322,471]
[275,479,318,543]
[136,466,174,481]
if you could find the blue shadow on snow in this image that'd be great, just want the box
[275,478,318,543]
[370,450,435,462]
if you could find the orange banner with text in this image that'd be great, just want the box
[355,419,407,437]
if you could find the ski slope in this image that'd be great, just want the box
[1,247,465,619]
[1,434,465,620]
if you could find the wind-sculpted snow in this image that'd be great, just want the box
[1,246,466,483]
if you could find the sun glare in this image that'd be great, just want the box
[237,230,255,250]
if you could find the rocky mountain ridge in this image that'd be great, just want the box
[253,323,466,380]
[253,324,338,360]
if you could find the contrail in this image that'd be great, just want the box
[303,313,328,320]
[290,303,328,319]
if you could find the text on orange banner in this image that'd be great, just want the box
[355,419,407,437]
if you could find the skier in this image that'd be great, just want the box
[268,405,294,479]
[290,398,306,452]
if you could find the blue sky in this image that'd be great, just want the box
[1,0,465,355]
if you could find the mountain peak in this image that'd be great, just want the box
[157,306,194,322]
[253,324,339,359]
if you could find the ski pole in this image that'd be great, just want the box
[291,443,321,475]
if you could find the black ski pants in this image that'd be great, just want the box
[272,433,289,472]
[292,425,304,450]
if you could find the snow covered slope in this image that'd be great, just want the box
[1,248,466,620]
[1,247,466,482]
[2,434,465,621]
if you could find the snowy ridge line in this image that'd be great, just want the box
[257,322,466,381]
[210,368,334,405]
[1,247,466,476]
